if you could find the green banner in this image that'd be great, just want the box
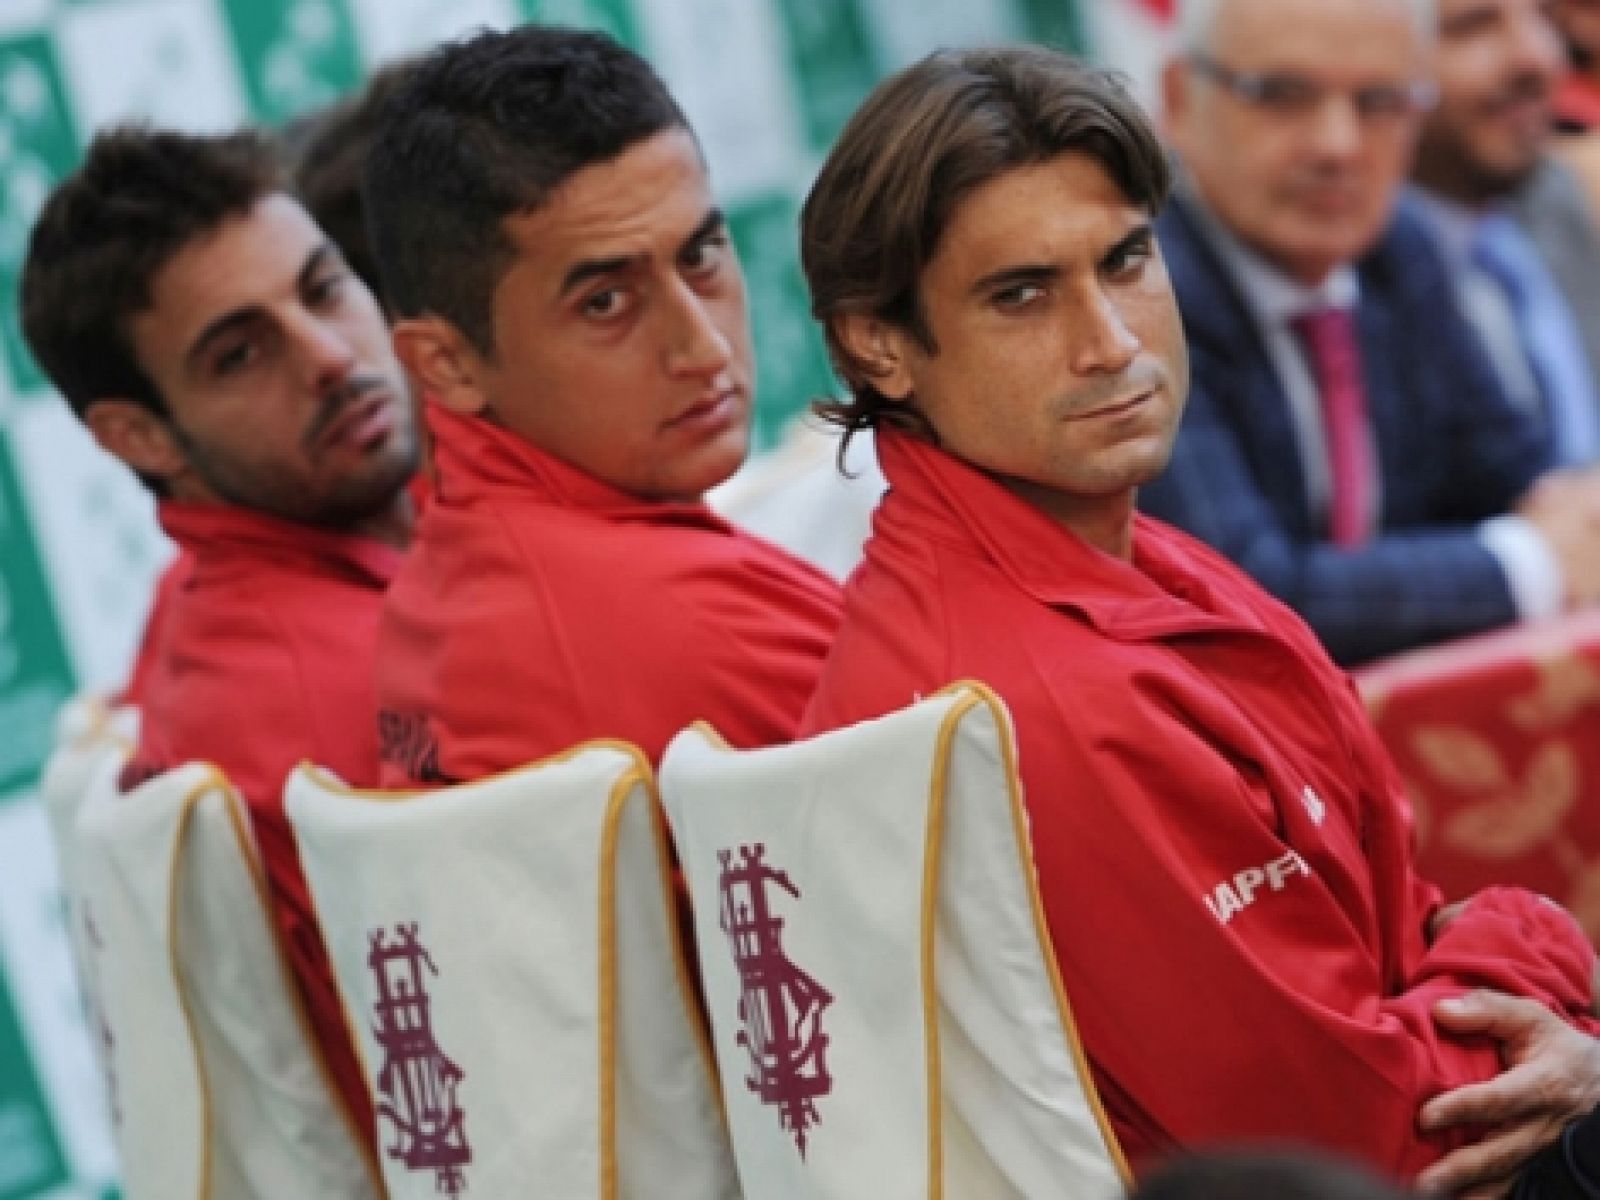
[728,192,838,446]
[1017,0,1089,53]
[221,0,363,125]
[519,0,640,48]
[0,966,67,1200]
[774,0,880,153]
[0,434,76,798]
[0,34,79,399]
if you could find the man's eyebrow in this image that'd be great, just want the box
[970,263,1061,297]
[558,208,728,299]
[678,207,726,259]
[184,242,337,374]
[559,251,639,300]
[296,242,340,290]
[1101,222,1155,267]
[184,307,258,374]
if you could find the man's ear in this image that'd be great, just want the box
[392,316,490,416]
[833,314,916,402]
[82,399,189,483]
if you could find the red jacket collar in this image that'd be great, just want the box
[426,402,735,530]
[876,431,1264,641]
[157,500,404,587]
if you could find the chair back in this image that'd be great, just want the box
[659,683,1128,1200]
[41,693,138,999]
[72,760,381,1199]
[285,742,738,1200]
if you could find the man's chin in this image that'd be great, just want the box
[664,430,751,503]
[1477,151,1542,198]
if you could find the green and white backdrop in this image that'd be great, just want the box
[0,0,1168,1193]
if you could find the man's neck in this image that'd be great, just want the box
[999,476,1138,561]
[351,494,416,549]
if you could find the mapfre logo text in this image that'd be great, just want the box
[1204,850,1312,925]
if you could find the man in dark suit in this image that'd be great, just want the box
[1144,0,1600,664]
[1412,0,1600,468]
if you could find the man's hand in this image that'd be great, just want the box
[1518,468,1600,609]
[1416,991,1600,1198]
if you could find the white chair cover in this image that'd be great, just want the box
[41,693,138,1005]
[71,760,382,1200]
[285,742,739,1200]
[660,682,1130,1200]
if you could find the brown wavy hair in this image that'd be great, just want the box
[800,46,1171,447]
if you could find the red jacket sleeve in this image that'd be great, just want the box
[1020,692,1595,1180]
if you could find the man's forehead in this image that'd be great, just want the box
[134,194,328,365]
[1436,0,1519,19]
[148,194,322,315]
[940,155,1145,262]
[501,129,714,266]
[1214,0,1426,68]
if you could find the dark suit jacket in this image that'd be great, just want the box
[1140,189,1555,665]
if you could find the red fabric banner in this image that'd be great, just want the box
[1357,613,1600,946]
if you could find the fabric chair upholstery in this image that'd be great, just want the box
[285,742,738,1200]
[659,682,1129,1200]
[68,759,380,1199]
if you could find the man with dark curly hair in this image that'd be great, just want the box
[21,124,422,1146]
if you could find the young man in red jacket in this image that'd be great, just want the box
[797,45,1600,1185]
[21,127,421,1146]
[361,26,841,783]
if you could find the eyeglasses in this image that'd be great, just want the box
[1189,55,1438,125]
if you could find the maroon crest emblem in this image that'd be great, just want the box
[718,844,833,1157]
[368,923,471,1195]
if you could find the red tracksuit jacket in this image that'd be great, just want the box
[375,405,842,784]
[123,501,400,1148]
[801,431,1598,1179]
[119,550,192,708]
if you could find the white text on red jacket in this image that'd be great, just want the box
[1205,849,1312,924]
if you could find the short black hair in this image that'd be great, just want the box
[20,125,283,419]
[362,24,688,353]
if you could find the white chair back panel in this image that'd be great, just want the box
[660,684,1129,1200]
[936,696,1126,1200]
[74,762,214,1200]
[41,707,134,1037]
[663,704,949,1200]
[287,744,736,1200]
[74,760,380,1200]
[175,786,381,1198]
[609,777,738,1200]
[42,693,136,892]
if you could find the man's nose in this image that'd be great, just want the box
[293,312,359,395]
[1073,290,1141,378]
[1304,93,1366,161]
[663,279,735,381]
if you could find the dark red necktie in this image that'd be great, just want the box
[1291,307,1373,548]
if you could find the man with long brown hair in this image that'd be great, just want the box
[798,44,1599,1184]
